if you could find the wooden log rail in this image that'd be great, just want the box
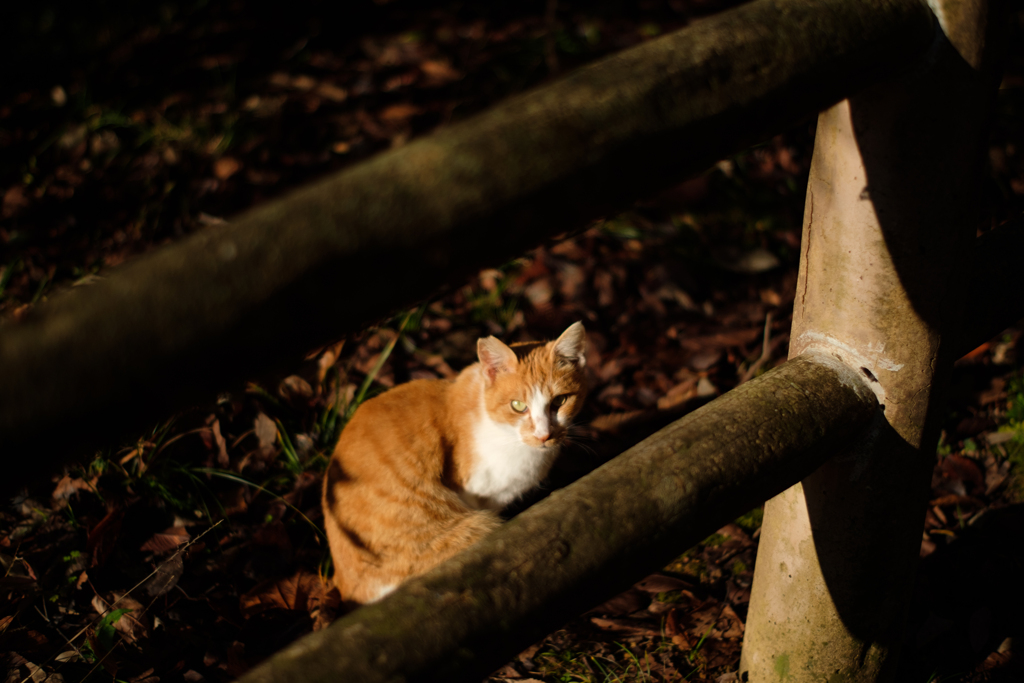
[235,352,879,683]
[0,0,936,492]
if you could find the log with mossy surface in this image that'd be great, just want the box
[234,352,878,683]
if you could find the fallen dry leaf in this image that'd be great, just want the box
[291,74,317,91]
[51,475,95,502]
[279,375,314,406]
[239,570,325,617]
[589,617,660,638]
[938,455,985,496]
[212,419,229,467]
[268,71,291,87]
[3,185,29,218]
[142,554,184,598]
[213,157,241,180]
[315,340,346,383]
[92,593,148,644]
[86,506,126,568]
[657,379,697,410]
[725,579,751,606]
[379,103,420,122]
[140,526,190,554]
[718,604,745,639]
[420,59,463,82]
[254,412,278,456]
[585,588,651,617]
[634,573,693,594]
[315,82,348,102]
[129,668,159,683]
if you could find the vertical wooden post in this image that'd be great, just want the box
[740,1,1002,680]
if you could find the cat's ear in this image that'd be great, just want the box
[552,321,586,368]
[478,336,518,384]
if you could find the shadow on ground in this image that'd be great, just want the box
[899,504,1024,682]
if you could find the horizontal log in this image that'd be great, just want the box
[0,0,933,489]
[234,351,878,683]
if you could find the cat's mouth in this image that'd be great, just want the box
[525,435,561,449]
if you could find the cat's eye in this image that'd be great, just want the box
[510,399,528,413]
[551,395,570,409]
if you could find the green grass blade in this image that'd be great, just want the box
[347,308,416,418]
[194,467,324,540]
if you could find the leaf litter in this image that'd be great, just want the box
[3,1,1024,682]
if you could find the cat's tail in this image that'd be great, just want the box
[330,500,500,605]
[423,508,501,563]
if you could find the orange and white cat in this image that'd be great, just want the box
[322,322,587,605]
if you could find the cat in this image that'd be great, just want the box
[321,322,588,605]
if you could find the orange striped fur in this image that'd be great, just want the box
[322,322,587,604]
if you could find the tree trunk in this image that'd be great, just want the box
[740,1,1004,679]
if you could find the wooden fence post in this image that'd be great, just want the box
[740,2,1003,680]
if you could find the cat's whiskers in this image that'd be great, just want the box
[569,439,598,457]
[561,422,598,457]
[565,421,594,438]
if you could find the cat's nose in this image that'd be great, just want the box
[536,431,550,443]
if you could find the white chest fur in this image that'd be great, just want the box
[463,413,557,511]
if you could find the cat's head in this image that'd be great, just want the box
[477,322,588,449]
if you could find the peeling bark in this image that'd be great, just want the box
[235,352,877,683]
